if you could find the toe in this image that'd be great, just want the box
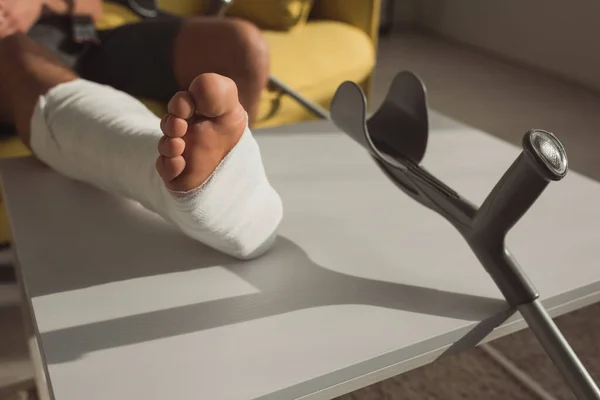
[188,73,240,118]
[160,114,188,138]
[158,136,185,157]
[167,91,195,119]
[156,155,186,183]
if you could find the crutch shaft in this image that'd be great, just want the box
[519,300,600,400]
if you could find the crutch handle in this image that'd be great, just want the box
[474,130,568,237]
[523,129,568,181]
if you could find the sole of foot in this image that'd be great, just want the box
[156,73,247,193]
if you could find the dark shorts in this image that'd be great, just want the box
[28,12,183,103]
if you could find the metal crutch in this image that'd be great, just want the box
[329,70,600,400]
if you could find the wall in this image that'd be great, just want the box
[393,0,418,27]
[378,0,418,29]
[416,0,600,90]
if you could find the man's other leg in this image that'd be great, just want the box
[79,16,269,125]
[172,18,269,124]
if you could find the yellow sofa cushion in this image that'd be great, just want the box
[0,137,30,159]
[227,0,313,31]
[0,137,32,243]
[257,20,375,126]
[155,0,313,31]
[96,2,142,30]
[99,0,313,32]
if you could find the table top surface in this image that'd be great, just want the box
[2,113,600,400]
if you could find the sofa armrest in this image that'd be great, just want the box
[310,0,381,46]
[309,0,381,99]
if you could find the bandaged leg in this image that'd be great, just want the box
[30,78,282,259]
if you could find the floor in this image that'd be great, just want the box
[1,31,600,400]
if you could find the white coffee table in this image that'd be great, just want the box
[2,114,600,400]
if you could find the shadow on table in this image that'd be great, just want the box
[8,160,511,365]
[39,236,509,364]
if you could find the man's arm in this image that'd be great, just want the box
[0,0,45,34]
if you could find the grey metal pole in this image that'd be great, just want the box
[268,76,330,119]
[518,300,600,400]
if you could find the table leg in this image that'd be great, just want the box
[26,334,51,400]
[14,258,52,400]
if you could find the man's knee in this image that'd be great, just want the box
[177,18,269,81]
[174,17,270,119]
[219,18,270,85]
[225,19,269,83]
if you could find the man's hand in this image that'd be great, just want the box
[0,0,103,39]
[0,0,45,34]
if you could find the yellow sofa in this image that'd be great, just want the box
[98,0,381,128]
[0,0,380,243]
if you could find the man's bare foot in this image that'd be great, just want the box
[156,73,248,192]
